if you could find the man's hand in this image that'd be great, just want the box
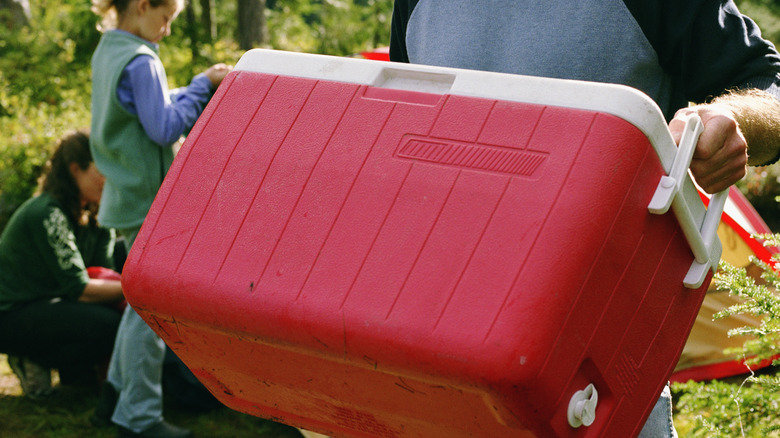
[669,104,747,194]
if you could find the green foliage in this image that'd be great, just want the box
[673,234,780,437]
[0,0,96,231]
[266,0,393,55]
[0,2,94,111]
[159,37,244,88]
[715,241,780,366]
[735,0,780,43]
[737,164,780,232]
[673,377,780,437]
[0,97,88,232]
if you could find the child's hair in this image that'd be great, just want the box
[91,0,176,32]
[37,130,99,227]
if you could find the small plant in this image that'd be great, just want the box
[716,233,780,368]
[673,227,780,437]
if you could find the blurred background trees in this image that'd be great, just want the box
[0,0,393,231]
[0,0,29,28]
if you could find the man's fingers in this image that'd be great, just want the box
[669,105,747,193]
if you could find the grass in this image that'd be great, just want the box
[0,353,305,438]
[4,350,777,437]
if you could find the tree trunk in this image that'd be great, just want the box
[0,0,30,29]
[200,0,215,42]
[184,0,200,59]
[237,0,266,50]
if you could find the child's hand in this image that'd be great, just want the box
[205,63,233,88]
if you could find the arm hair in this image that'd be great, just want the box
[712,88,780,166]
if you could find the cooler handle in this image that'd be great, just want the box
[647,115,727,289]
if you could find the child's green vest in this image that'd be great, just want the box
[90,30,175,230]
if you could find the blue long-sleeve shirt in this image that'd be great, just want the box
[114,31,214,146]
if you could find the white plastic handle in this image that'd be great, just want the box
[648,115,727,288]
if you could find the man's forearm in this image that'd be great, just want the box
[712,88,780,166]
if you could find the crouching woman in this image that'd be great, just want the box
[0,130,123,398]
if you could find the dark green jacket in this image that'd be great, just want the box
[0,193,115,311]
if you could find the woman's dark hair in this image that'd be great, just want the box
[37,130,98,227]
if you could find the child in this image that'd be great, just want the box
[89,0,231,436]
[0,130,124,399]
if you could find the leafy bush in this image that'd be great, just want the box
[0,0,95,231]
[673,377,780,437]
[716,235,780,366]
[735,0,780,43]
[265,0,393,56]
[674,232,780,437]
[737,164,780,232]
[0,96,89,232]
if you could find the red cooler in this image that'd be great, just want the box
[121,49,727,438]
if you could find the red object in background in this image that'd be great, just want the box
[360,47,390,61]
[705,187,776,266]
[87,266,121,281]
[87,266,126,312]
[122,50,722,438]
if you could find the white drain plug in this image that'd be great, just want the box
[567,383,598,428]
